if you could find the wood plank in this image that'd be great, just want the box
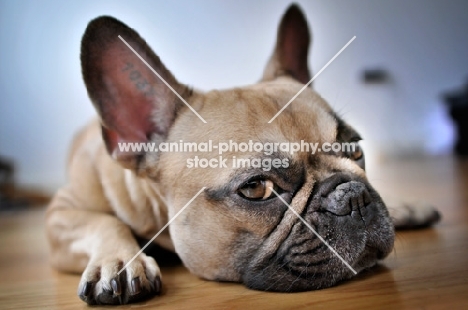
[0,156,467,309]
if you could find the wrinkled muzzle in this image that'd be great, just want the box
[242,173,395,292]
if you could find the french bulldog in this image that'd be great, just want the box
[46,4,440,305]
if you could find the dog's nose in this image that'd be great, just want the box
[317,174,371,216]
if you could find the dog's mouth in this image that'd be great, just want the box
[241,174,395,292]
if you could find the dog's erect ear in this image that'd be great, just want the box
[262,4,311,84]
[81,16,190,169]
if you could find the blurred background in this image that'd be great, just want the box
[1,0,468,199]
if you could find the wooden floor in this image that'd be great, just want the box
[1,156,467,309]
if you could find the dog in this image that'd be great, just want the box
[46,4,440,305]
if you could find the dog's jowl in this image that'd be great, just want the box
[46,4,440,305]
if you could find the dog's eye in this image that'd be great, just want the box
[350,143,363,161]
[345,142,363,161]
[238,179,276,200]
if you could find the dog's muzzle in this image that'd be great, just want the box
[242,173,395,292]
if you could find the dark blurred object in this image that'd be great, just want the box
[444,81,468,156]
[0,156,50,211]
[361,68,390,84]
[0,157,14,185]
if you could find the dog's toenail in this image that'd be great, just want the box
[110,278,121,296]
[80,281,93,297]
[154,276,161,294]
[131,277,141,295]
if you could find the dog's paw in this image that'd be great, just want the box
[389,202,441,229]
[77,253,161,305]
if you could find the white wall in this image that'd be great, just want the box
[1,0,467,193]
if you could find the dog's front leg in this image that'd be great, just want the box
[46,193,161,305]
[387,201,441,229]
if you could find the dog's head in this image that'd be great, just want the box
[81,4,394,291]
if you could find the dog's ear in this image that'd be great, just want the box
[262,4,311,84]
[81,16,190,169]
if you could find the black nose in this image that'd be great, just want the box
[317,174,371,216]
